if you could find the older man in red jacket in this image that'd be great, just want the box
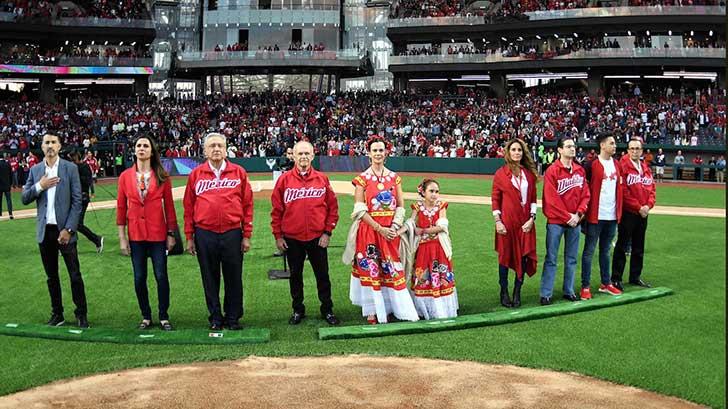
[183,133,253,331]
[611,138,656,290]
[271,141,340,326]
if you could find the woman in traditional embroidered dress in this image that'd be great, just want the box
[343,137,419,324]
[491,138,538,308]
[405,179,458,319]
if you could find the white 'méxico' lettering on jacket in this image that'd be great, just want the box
[284,187,327,204]
[556,174,585,195]
[626,173,653,186]
[195,178,241,195]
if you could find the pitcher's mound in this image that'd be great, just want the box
[0,355,704,409]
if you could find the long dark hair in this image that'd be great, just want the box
[133,136,168,186]
[504,138,538,179]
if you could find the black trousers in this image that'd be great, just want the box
[77,199,101,247]
[194,228,243,325]
[0,190,11,216]
[611,212,648,283]
[285,236,333,316]
[39,225,87,317]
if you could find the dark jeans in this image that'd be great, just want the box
[498,258,528,288]
[130,241,170,321]
[39,225,87,317]
[78,199,101,247]
[285,236,333,316]
[612,212,649,283]
[195,228,244,326]
[0,190,11,216]
[581,220,617,287]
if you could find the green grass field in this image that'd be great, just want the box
[0,190,724,407]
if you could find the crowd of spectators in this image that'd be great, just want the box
[0,42,150,65]
[1,0,149,21]
[0,87,724,170]
[211,42,326,54]
[388,0,724,19]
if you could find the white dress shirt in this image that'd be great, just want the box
[35,159,59,225]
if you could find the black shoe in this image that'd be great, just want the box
[511,281,523,308]
[322,312,340,326]
[289,312,306,325]
[47,314,65,326]
[209,322,223,331]
[138,319,153,330]
[612,281,624,291]
[563,294,579,302]
[500,287,512,308]
[629,279,651,288]
[8,215,13,220]
[226,322,243,331]
[540,297,552,306]
[77,316,89,328]
[160,320,173,331]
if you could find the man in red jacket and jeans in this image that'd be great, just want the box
[183,133,253,330]
[580,133,624,300]
[611,138,655,290]
[540,137,591,305]
[271,141,340,325]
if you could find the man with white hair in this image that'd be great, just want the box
[183,133,253,330]
[270,141,339,325]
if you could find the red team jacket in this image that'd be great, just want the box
[116,166,178,242]
[270,167,339,242]
[183,160,254,240]
[584,157,624,224]
[542,159,591,225]
[619,155,656,214]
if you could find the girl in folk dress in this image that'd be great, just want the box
[404,179,458,319]
[343,137,419,324]
[491,138,538,308]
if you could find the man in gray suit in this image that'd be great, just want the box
[22,133,89,328]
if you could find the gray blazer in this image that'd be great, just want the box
[22,158,82,243]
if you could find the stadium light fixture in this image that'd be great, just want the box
[459,75,490,80]
[482,38,486,42]
[604,33,608,37]
[664,70,717,79]
[65,40,69,45]
[668,30,672,35]
[78,40,82,45]
[604,75,640,79]
[709,30,713,36]
[119,41,124,45]
[410,78,448,82]
[104,41,108,45]
[501,37,507,41]
[690,30,694,36]
[91,41,94,45]
[553,34,559,38]
[131,42,136,46]
[646,30,650,36]
[0,78,40,84]
[627,30,631,36]
[573,33,578,38]
[536,35,541,39]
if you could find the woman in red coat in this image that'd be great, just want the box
[491,138,538,308]
[117,136,178,330]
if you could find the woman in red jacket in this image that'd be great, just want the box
[117,136,178,330]
[491,138,538,308]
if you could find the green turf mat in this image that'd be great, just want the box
[319,287,673,340]
[0,323,270,345]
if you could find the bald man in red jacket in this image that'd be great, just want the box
[271,141,340,326]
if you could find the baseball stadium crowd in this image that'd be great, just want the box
[0,42,150,66]
[1,0,149,21]
[1,85,724,161]
[388,0,724,19]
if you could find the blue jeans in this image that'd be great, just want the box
[580,221,617,288]
[540,223,580,298]
[130,241,170,321]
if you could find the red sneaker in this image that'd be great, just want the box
[580,287,592,300]
[599,284,623,296]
